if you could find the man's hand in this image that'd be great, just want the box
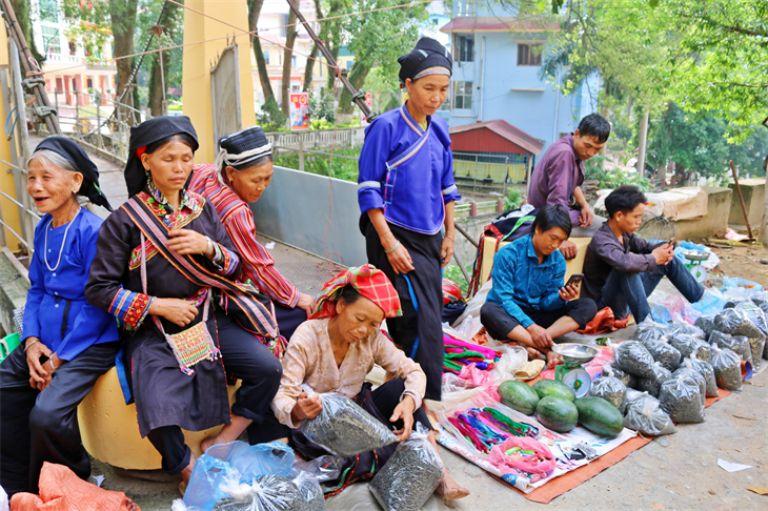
[291,392,323,423]
[526,324,553,349]
[560,240,577,260]
[384,239,415,274]
[25,338,51,391]
[652,243,674,265]
[390,394,416,441]
[440,236,454,268]
[559,283,580,302]
[579,205,594,228]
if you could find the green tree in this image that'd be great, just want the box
[143,0,183,116]
[337,0,427,115]
[10,0,45,63]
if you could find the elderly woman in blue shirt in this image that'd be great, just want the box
[0,137,119,496]
[358,37,460,402]
[480,206,597,367]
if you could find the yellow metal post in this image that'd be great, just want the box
[182,0,256,162]
[0,23,23,251]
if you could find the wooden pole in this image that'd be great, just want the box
[729,160,754,241]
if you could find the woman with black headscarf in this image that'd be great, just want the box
[358,37,460,403]
[0,137,119,496]
[85,116,284,490]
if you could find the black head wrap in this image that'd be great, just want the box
[216,126,272,170]
[125,115,199,197]
[397,37,452,84]
[33,136,112,210]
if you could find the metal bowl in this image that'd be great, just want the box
[552,343,598,365]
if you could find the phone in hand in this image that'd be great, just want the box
[667,238,676,247]
[564,273,584,288]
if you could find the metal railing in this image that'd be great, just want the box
[266,127,365,151]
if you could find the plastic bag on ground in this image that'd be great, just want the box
[644,340,682,371]
[601,365,632,387]
[668,322,706,340]
[746,335,765,370]
[714,308,763,338]
[694,316,716,338]
[614,341,655,378]
[636,362,673,397]
[710,346,742,391]
[659,375,705,424]
[668,334,708,361]
[368,426,443,511]
[634,320,668,344]
[671,367,706,401]
[732,301,768,337]
[300,393,398,457]
[680,358,718,398]
[211,472,325,511]
[589,376,627,409]
[709,331,752,364]
[491,345,528,382]
[623,393,676,436]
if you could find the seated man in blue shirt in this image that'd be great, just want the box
[481,206,597,366]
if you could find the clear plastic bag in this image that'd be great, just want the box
[733,301,768,337]
[680,358,718,398]
[634,320,668,344]
[300,392,398,457]
[644,340,682,371]
[747,335,765,370]
[668,322,705,340]
[589,376,627,409]
[212,472,325,511]
[368,426,443,511]
[623,393,676,436]
[668,334,708,360]
[614,341,655,378]
[659,375,705,424]
[709,331,752,364]
[672,367,706,400]
[710,346,742,391]
[602,365,632,387]
[636,362,673,397]
[714,308,763,338]
[693,316,716,338]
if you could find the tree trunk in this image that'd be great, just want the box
[302,0,323,92]
[148,53,165,116]
[109,0,140,124]
[636,107,650,177]
[324,1,345,92]
[280,9,298,116]
[337,61,371,114]
[248,0,276,106]
[147,0,182,117]
[10,0,44,63]
[761,157,768,244]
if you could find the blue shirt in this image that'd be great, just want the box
[486,235,567,328]
[22,209,119,361]
[357,104,461,235]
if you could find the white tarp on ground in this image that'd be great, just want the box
[594,186,708,221]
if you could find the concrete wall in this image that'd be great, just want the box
[251,166,368,267]
[674,187,733,240]
[728,178,765,232]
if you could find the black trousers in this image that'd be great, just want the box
[147,315,284,474]
[273,303,307,341]
[0,342,118,496]
[363,219,444,401]
[480,298,598,341]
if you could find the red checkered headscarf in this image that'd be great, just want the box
[309,264,402,319]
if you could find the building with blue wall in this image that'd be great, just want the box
[438,0,599,153]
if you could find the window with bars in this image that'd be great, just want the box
[454,35,474,62]
[453,81,473,110]
[41,26,61,56]
[517,43,543,66]
[39,0,59,22]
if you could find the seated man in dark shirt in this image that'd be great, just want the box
[527,113,611,259]
[582,185,704,323]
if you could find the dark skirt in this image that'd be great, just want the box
[362,217,444,400]
[127,312,229,437]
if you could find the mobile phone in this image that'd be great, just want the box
[565,274,584,287]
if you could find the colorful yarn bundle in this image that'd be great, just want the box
[447,407,539,454]
[444,335,500,374]
[487,437,555,481]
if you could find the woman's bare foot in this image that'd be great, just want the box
[178,455,196,497]
[199,435,217,454]
[435,469,470,502]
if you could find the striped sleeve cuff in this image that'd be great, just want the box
[108,289,153,330]
[210,242,239,276]
[442,184,461,203]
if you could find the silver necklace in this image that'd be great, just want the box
[43,207,82,272]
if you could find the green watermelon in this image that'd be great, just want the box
[535,396,578,433]
[498,380,539,415]
[575,396,624,438]
[533,379,576,402]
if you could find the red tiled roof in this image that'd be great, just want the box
[441,17,559,33]
[450,120,544,155]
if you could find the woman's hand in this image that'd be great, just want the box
[150,298,199,327]
[384,239,415,275]
[297,293,314,313]
[579,205,594,228]
[391,394,416,441]
[291,392,323,423]
[440,236,455,268]
[25,338,51,390]
[168,229,214,257]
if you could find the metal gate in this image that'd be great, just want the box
[210,44,242,148]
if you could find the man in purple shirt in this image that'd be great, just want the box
[527,113,610,258]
